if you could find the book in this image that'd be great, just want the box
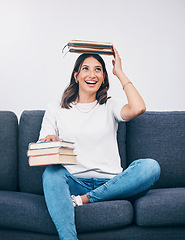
[27,140,76,166]
[28,140,74,150]
[68,46,114,55]
[62,40,114,56]
[27,146,74,157]
[29,153,77,166]
[67,40,113,49]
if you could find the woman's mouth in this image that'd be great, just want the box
[85,80,97,85]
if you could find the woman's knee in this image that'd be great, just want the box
[142,158,161,181]
[132,158,161,181]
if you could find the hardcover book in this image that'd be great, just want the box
[29,153,77,166]
[27,140,76,166]
[62,40,114,56]
[28,140,74,150]
[27,146,74,157]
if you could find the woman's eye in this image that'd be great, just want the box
[96,68,102,71]
[82,67,88,70]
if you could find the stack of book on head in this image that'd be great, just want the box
[27,140,77,166]
[62,40,114,56]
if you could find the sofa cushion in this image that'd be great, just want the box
[134,188,185,226]
[75,200,133,233]
[117,122,127,169]
[0,191,56,234]
[126,111,185,188]
[0,230,59,240]
[78,225,185,240]
[0,191,133,234]
[0,111,18,191]
[19,110,45,194]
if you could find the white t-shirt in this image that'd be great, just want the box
[39,98,125,179]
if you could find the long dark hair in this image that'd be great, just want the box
[61,53,110,109]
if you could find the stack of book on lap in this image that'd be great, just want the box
[62,40,114,56]
[27,140,77,166]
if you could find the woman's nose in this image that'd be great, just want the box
[89,70,96,78]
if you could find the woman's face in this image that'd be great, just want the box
[74,57,105,98]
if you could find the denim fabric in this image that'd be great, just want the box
[0,111,18,191]
[86,159,160,202]
[42,159,160,240]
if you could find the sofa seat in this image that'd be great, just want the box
[0,191,133,234]
[75,200,133,233]
[134,188,185,226]
[0,191,56,234]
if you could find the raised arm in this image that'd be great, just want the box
[112,46,146,121]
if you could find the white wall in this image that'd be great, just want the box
[0,0,185,119]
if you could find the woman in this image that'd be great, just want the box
[39,46,160,240]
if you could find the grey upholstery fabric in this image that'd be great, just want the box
[19,110,45,194]
[75,200,133,233]
[0,111,18,190]
[78,225,185,240]
[0,191,133,234]
[1,226,185,240]
[0,230,59,240]
[0,191,56,234]
[126,112,185,188]
[117,122,127,169]
[134,188,185,226]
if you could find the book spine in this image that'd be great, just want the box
[29,161,59,167]
[29,153,76,158]
[69,49,114,55]
[68,43,112,49]
[28,146,74,151]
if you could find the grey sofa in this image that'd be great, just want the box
[0,110,185,240]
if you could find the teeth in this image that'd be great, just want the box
[85,80,97,84]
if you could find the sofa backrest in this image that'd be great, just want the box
[126,111,185,188]
[19,110,45,195]
[117,122,127,169]
[0,111,18,191]
[18,110,185,195]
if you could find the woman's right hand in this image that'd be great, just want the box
[112,45,124,78]
[39,135,63,142]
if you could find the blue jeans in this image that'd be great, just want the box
[42,159,160,240]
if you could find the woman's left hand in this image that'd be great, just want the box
[112,46,123,78]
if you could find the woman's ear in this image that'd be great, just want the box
[74,72,78,83]
[103,72,106,81]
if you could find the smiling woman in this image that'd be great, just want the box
[61,53,110,109]
[39,47,160,240]
[74,57,106,102]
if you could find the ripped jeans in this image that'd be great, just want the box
[42,159,161,240]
